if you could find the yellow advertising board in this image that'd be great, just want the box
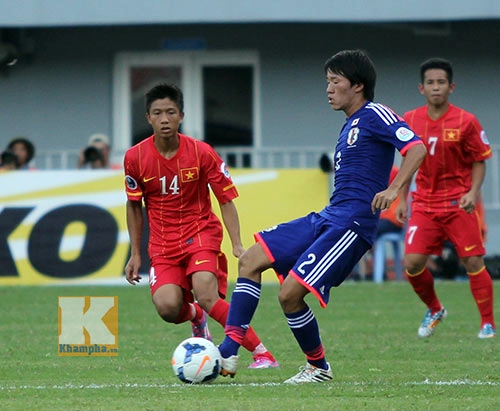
[0,169,328,285]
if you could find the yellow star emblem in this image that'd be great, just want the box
[443,128,460,141]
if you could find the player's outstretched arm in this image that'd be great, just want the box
[219,200,245,258]
[371,144,426,214]
[459,161,485,213]
[125,200,144,285]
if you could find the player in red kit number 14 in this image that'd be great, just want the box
[124,83,279,368]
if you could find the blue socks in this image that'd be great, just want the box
[286,306,328,370]
[219,278,261,358]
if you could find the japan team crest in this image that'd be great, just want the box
[347,127,359,145]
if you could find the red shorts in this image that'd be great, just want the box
[405,208,485,257]
[149,250,228,299]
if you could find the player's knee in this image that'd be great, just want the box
[238,252,257,279]
[404,255,426,274]
[238,246,268,282]
[278,290,291,312]
[461,256,484,273]
[154,300,179,323]
[192,274,219,311]
[278,288,303,314]
[194,294,219,313]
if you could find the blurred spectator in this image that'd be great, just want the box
[369,165,405,282]
[318,152,335,173]
[0,150,19,171]
[476,192,488,241]
[78,133,121,170]
[376,165,404,238]
[7,137,36,170]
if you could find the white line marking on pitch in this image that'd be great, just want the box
[1,379,498,390]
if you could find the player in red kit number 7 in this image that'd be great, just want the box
[399,58,496,339]
[124,83,278,368]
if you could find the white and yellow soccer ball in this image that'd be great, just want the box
[171,337,222,384]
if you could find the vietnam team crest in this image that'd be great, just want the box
[181,167,199,182]
[443,128,460,142]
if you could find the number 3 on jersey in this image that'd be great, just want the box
[160,175,180,195]
[334,151,342,171]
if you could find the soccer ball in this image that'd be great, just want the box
[171,337,222,384]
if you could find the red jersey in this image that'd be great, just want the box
[404,104,491,212]
[380,165,404,228]
[124,134,238,259]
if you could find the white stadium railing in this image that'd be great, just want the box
[33,144,500,210]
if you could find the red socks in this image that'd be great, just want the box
[171,300,197,324]
[407,267,442,313]
[468,267,495,328]
[408,265,496,328]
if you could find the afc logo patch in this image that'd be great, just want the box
[220,162,231,178]
[480,130,489,145]
[125,175,138,190]
[395,127,415,142]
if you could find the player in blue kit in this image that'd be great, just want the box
[218,49,427,383]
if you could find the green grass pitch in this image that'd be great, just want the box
[1,280,498,410]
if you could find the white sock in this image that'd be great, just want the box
[252,342,267,356]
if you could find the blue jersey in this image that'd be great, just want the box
[319,101,421,244]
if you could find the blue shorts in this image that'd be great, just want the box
[255,212,370,307]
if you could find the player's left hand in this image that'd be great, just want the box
[371,189,398,214]
[233,244,246,258]
[395,199,408,224]
[125,255,142,285]
[459,192,476,214]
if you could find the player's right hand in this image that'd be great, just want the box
[395,199,408,224]
[233,244,246,259]
[125,255,142,285]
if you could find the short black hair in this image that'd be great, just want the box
[1,150,19,168]
[420,58,453,83]
[7,137,35,162]
[145,83,184,114]
[324,49,377,101]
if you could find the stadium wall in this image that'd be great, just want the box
[1,21,500,263]
[1,22,499,153]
